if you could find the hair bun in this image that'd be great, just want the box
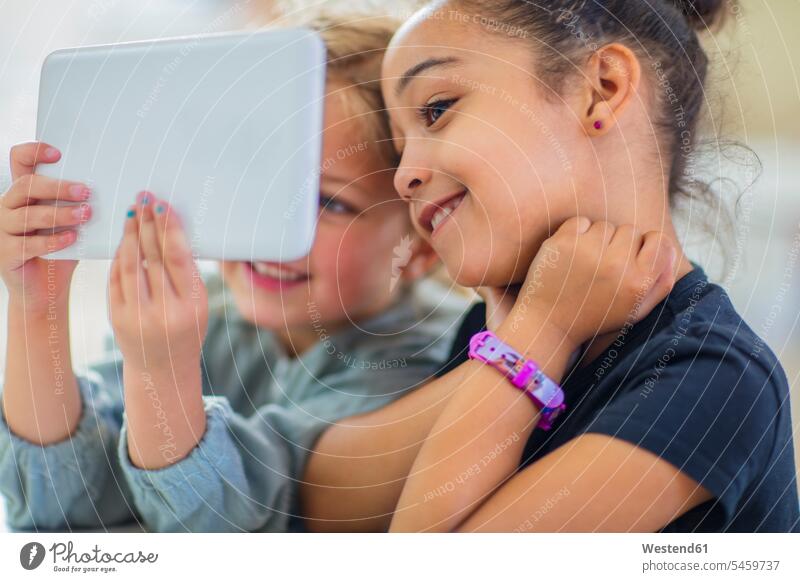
[669,0,727,30]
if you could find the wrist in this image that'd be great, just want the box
[506,299,585,346]
[121,346,201,375]
[123,359,206,470]
[468,329,568,431]
[496,308,579,383]
[8,293,69,322]
[123,357,202,392]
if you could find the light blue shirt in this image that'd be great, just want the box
[0,277,469,532]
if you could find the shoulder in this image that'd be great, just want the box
[650,277,788,399]
[597,289,792,474]
[587,270,791,444]
[622,288,790,424]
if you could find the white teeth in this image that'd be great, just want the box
[251,262,306,281]
[430,207,454,231]
[430,194,465,232]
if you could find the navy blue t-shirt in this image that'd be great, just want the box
[438,265,800,532]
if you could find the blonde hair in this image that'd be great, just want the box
[320,15,401,168]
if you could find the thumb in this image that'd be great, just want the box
[633,234,677,322]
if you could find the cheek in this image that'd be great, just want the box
[343,219,407,293]
[436,128,578,286]
[309,222,391,300]
[340,225,391,279]
[480,115,581,232]
[308,227,341,270]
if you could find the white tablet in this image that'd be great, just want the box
[35,27,325,261]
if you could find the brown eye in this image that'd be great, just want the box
[418,98,457,127]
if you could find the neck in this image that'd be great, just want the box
[575,153,695,365]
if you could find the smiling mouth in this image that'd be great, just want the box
[246,261,310,283]
[419,190,468,236]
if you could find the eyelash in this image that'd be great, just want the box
[417,98,458,127]
[319,194,355,216]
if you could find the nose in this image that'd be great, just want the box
[394,160,433,202]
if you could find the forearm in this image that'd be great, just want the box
[0,373,138,530]
[1,297,81,445]
[390,318,577,532]
[302,372,464,532]
[122,360,206,470]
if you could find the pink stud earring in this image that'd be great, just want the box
[593,120,603,130]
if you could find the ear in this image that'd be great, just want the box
[578,43,641,136]
[401,235,440,283]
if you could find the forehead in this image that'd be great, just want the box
[383,9,473,75]
[382,9,531,99]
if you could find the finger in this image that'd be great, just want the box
[119,205,150,305]
[552,217,591,262]
[584,220,616,249]
[5,230,77,268]
[634,266,677,324]
[637,231,676,279]
[2,202,91,235]
[137,193,170,300]
[154,199,196,298]
[9,142,61,182]
[608,224,639,262]
[109,247,124,307]
[556,215,591,238]
[2,174,90,210]
[631,231,676,315]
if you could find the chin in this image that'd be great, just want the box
[443,246,521,289]
[449,261,503,289]
[229,290,305,330]
[233,299,280,330]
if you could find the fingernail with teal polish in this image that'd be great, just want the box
[142,195,150,205]
[127,209,136,218]
[156,205,164,214]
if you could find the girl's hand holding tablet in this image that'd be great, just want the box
[0,142,91,312]
[109,191,208,370]
[109,191,208,470]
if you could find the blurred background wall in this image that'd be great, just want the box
[0,0,798,524]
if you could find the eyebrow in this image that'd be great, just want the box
[395,57,462,97]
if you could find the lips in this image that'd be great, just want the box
[418,189,468,236]
[244,261,309,292]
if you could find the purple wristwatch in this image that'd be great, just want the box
[468,331,566,431]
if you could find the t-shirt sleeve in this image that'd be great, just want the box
[435,302,486,378]
[579,324,784,523]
